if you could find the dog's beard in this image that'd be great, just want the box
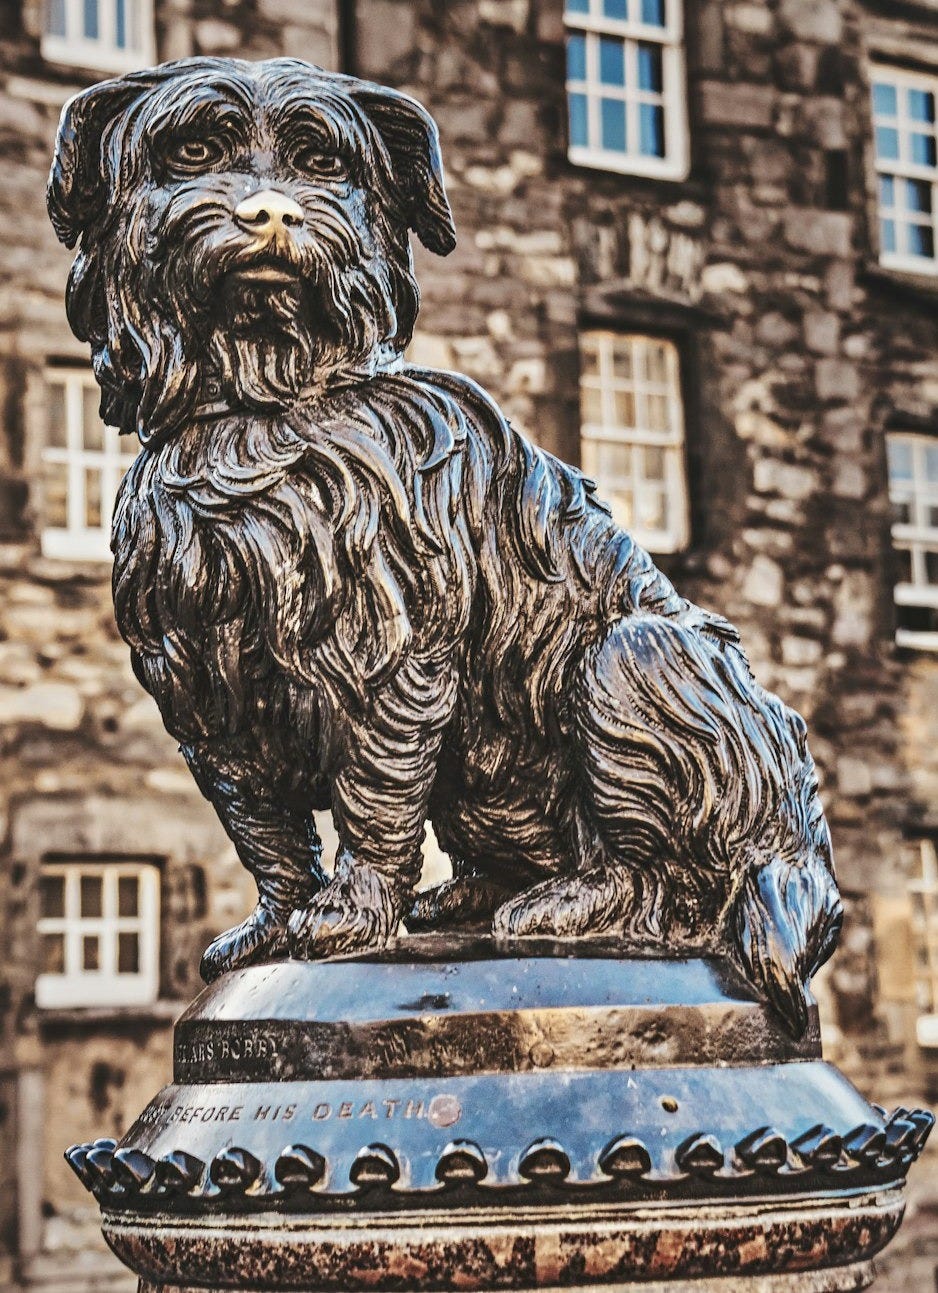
[208,279,321,409]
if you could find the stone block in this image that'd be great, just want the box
[479,0,529,31]
[816,357,859,402]
[743,553,783,607]
[0,681,82,730]
[752,457,816,500]
[778,0,843,44]
[194,18,242,52]
[727,3,774,35]
[784,209,852,257]
[354,0,417,77]
[700,261,749,294]
[803,309,840,354]
[837,756,873,798]
[699,80,776,129]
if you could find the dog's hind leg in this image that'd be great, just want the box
[492,864,633,938]
[183,739,328,982]
[408,864,513,932]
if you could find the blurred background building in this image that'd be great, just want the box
[0,0,937,1288]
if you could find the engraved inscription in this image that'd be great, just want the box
[141,1091,463,1130]
[175,1030,280,1067]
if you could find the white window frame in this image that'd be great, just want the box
[887,431,938,652]
[579,330,690,554]
[908,840,938,1047]
[41,0,155,74]
[871,64,938,277]
[36,860,160,1010]
[41,367,137,563]
[564,0,689,181]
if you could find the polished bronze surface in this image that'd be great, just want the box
[47,57,840,1038]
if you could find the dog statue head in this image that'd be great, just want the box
[47,58,456,444]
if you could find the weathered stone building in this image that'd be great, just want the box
[1,0,938,1287]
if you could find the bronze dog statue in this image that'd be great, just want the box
[48,58,841,1034]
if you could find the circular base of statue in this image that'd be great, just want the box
[66,936,932,1291]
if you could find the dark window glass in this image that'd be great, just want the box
[637,42,663,91]
[907,224,935,259]
[118,875,139,917]
[567,33,586,81]
[82,935,100,971]
[42,933,65,975]
[599,36,625,86]
[569,93,589,147]
[83,0,99,39]
[118,932,140,974]
[873,82,898,117]
[601,98,627,152]
[40,874,65,919]
[640,103,665,156]
[80,874,103,917]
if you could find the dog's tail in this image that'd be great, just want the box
[733,855,843,1037]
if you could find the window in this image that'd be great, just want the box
[42,0,154,74]
[564,0,688,179]
[908,839,938,1047]
[872,67,938,275]
[887,431,938,650]
[37,860,160,1009]
[579,331,689,553]
[41,368,138,562]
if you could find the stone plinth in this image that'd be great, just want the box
[66,937,933,1290]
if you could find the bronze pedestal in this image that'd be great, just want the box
[67,937,930,1290]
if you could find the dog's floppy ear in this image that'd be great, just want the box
[47,77,142,249]
[352,83,456,256]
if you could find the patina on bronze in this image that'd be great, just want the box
[48,56,932,1290]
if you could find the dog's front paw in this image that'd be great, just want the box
[288,859,398,959]
[200,904,289,983]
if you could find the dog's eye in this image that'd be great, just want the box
[294,149,347,180]
[166,138,226,172]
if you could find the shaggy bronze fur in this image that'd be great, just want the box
[48,57,841,1034]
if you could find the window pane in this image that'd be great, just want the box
[567,34,586,82]
[926,550,938,585]
[611,343,633,379]
[643,445,667,480]
[118,931,140,974]
[641,0,666,25]
[911,134,937,167]
[879,175,895,208]
[601,97,627,152]
[597,440,633,478]
[873,82,898,118]
[82,386,104,451]
[906,179,932,214]
[888,439,913,482]
[646,341,670,384]
[46,0,66,35]
[894,546,913,583]
[907,224,935,259]
[875,126,899,161]
[607,487,634,527]
[566,0,590,11]
[42,933,65,975]
[637,43,663,92]
[40,874,65,919]
[603,0,627,17]
[85,468,103,528]
[639,103,665,157]
[80,874,103,917]
[892,496,912,526]
[929,504,938,528]
[907,88,936,124]
[582,383,603,422]
[118,875,139,916]
[569,92,588,148]
[82,935,100,971]
[43,463,68,529]
[881,218,896,254]
[84,0,99,39]
[925,445,938,482]
[581,345,601,377]
[47,383,68,449]
[646,391,671,431]
[637,488,666,530]
[599,36,625,86]
[612,388,636,426]
[115,0,127,47]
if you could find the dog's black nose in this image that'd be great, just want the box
[234,189,305,235]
